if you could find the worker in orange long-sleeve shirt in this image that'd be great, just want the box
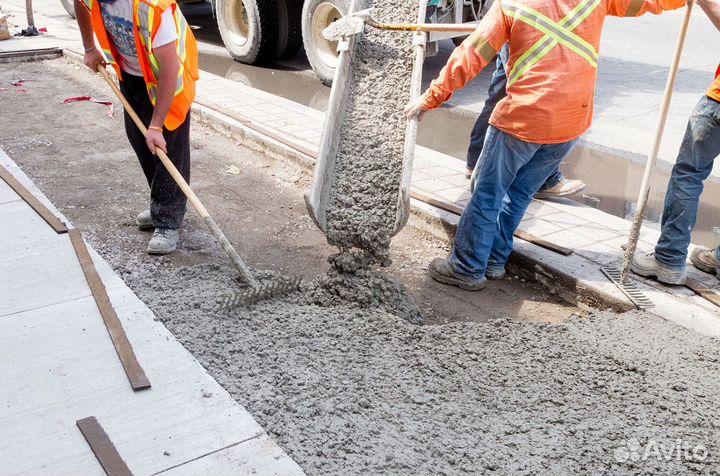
[405,0,687,291]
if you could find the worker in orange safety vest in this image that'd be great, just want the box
[75,0,199,254]
[405,0,687,291]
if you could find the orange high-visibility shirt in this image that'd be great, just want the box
[707,68,720,102]
[422,0,686,144]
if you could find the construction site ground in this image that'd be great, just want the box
[3,57,720,475]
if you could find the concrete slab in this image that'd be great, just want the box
[0,149,304,476]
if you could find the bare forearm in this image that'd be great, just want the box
[74,0,95,49]
[150,42,181,129]
[698,0,720,31]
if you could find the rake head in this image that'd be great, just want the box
[601,266,654,310]
[215,276,303,311]
[322,8,376,41]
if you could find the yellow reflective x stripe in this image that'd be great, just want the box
[503,1,598,64]
[507,0,601,85]
[101,48,117,65]
[175,9,188,63]
[503,0,599,84]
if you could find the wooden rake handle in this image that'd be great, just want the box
[96,65,259,287]
[620,2,694,282]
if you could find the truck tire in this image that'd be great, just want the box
[275,0,303,59]
[302,0,349,86]
[61,0,76,18]
[216,0,278,64]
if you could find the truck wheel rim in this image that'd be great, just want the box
[311,2,342,69]
[225,0,250,47]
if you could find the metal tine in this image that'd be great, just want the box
[601,266,654,310]
[215,277,303,312]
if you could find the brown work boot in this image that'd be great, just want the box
[690,247,720,276]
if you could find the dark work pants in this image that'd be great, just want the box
[120,73,190,229]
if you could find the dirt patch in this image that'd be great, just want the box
[6,59,719,476]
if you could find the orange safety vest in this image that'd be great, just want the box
[80,0,199,130]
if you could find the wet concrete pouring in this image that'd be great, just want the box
[3,59,720,475]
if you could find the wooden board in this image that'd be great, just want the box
[76,417,133,476]
[69,229,151,391]
[685,277,720,308]
[0,164,68,233]
[409,190,574,256]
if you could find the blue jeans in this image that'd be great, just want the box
[655,95,720,269]
[465,44,563,190]
[450,126,578,278]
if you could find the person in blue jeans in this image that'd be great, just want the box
[453,127,578,286]
[632,0,720,285]
[466,44,586,199]
[632,96,720,284]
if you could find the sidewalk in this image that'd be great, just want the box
[0,148,304,475]
[3,0,720,337]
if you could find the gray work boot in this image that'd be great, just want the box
[630,251,687,285]
[690,247,720,276]
[534,178,586,199]
[136,209,153,230]
[429,257,487,291]
[147,228,179,255]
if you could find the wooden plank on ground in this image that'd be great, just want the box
[686,277,720,308]
[410,190,574,256]
[0,164,68,233]
[68,229,151,391]
[77,417,133,476]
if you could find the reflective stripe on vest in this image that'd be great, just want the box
[135,0,188,105]
[101,47,118,65]
[503,0,600,86]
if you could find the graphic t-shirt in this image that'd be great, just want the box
[99,0,178,77]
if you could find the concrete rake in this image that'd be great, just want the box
[97,66,301,306]
[603,2,693,309]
